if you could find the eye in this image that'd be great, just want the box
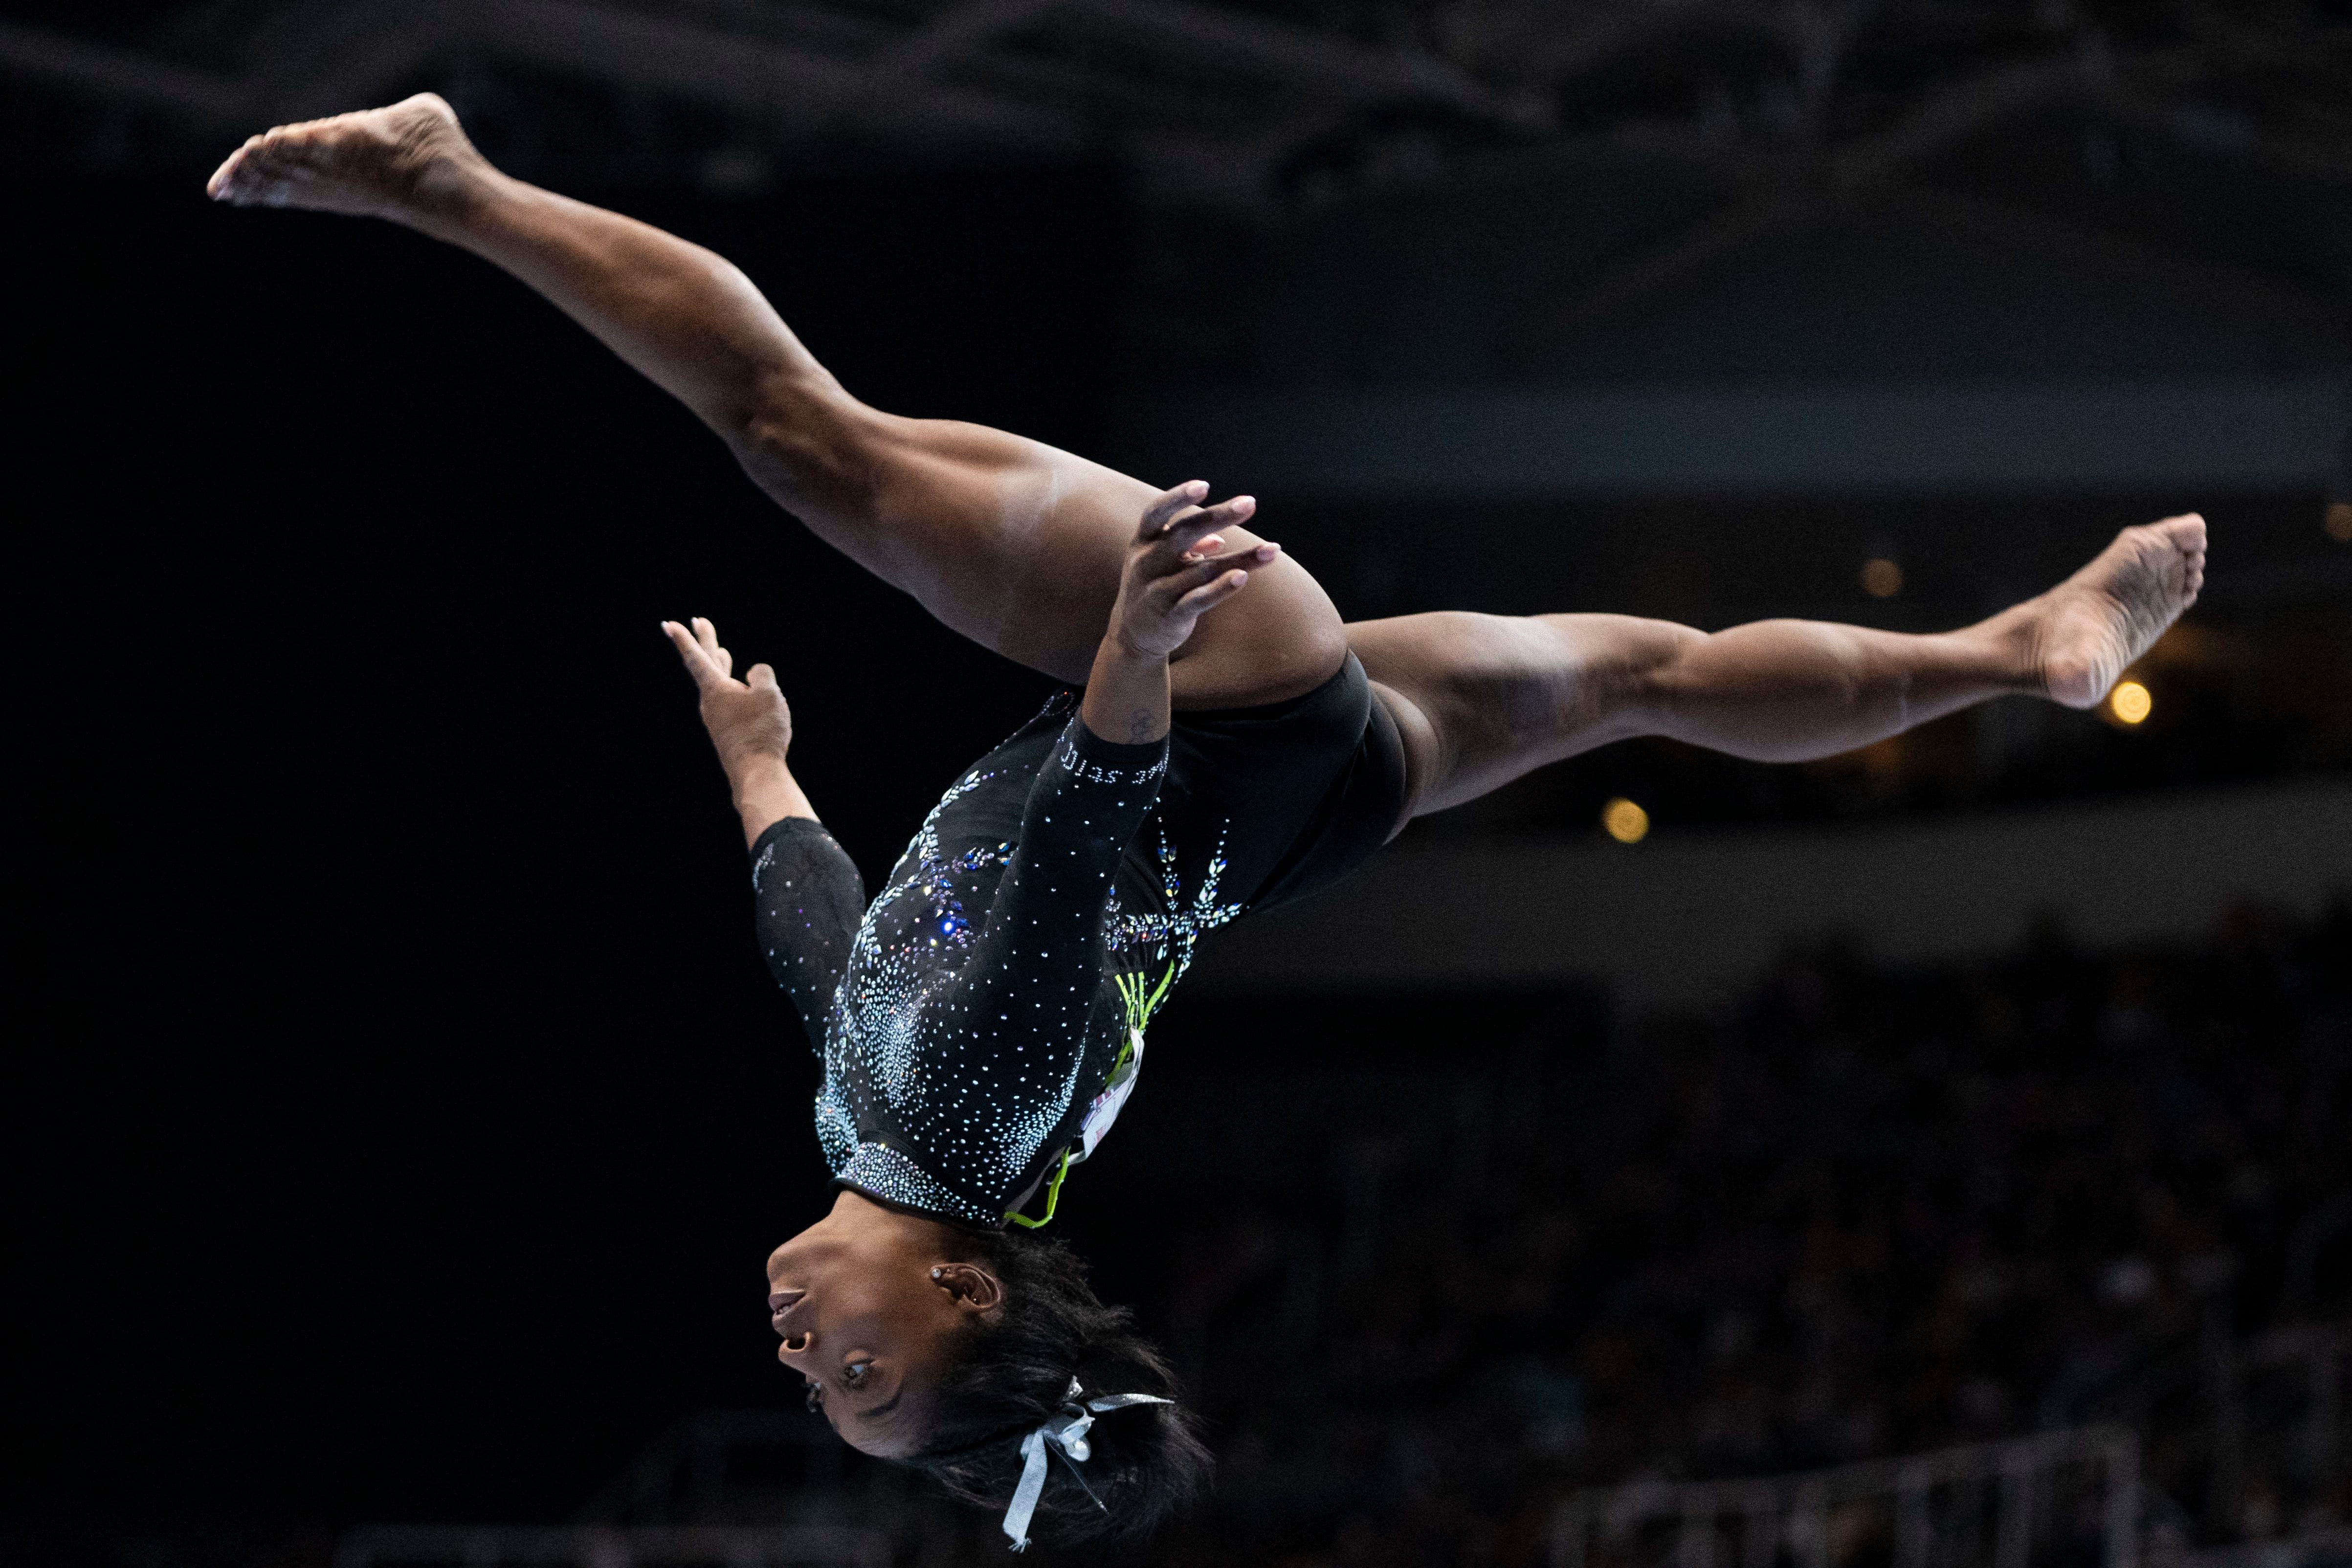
[842,1360,873,1387]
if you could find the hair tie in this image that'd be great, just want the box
[1000,1378,1172,1552]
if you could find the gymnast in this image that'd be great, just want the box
[207,95,2206,1550]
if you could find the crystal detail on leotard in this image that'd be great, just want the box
[771,691,1185,1226]
[840,766,1009,1124]
[814,1080,857,1173]
[838,1142,990,1224]
[1106,819,1242,983]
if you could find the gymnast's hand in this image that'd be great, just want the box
[1080,483,1278,746]
[1109,481,1279,662]
[662,617,818,839]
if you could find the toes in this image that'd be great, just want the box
[260,120,320,158]
[212,121,347,203]
[207,138,264,198]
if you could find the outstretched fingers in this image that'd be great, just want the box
[1166,541,1279,592]
[1154,541,1280,619]
[1167,496,1259,559]
[690,616,734,677]
[1108,482,1280,660]
[1137,481,1209,540]
[1137,480,1259,559]
[1176,568,1254,616]
[662,618,741,690]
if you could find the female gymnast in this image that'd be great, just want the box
[208,95,2207,1550]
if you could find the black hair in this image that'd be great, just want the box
[900,1227,1212,1548]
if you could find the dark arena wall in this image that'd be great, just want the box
[10,168,1125,1535]
[5,5,2351,1564]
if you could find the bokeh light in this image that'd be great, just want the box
[1861,558,1903,597]
[2108,680,2152,725]
[1601,797,1650,842]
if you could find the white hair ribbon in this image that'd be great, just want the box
[1000,1378,1173,1552]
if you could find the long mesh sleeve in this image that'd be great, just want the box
[749,817,865,1055]
[950,717,1167,1184]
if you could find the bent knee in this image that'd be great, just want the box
[1594,618,1711,718]
[1270,570,1353,685]
[1173,555,1348,708]
[736,381,887,512]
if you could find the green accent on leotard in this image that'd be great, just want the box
[1004,962,1177,1229]
[1005,1148,1071,1229]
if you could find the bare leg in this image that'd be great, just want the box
[205,95,1345,706]
[1353,516,2207,822]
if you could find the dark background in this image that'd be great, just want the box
[12,168,2347,1567]
[5,5,2350,1563]
[9,167,1145,1535]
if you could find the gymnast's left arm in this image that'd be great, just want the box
[1078,482,1277,745]
[958,482,1277,1070]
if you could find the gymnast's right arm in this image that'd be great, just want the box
[662,617,862,1050]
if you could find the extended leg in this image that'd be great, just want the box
[1353,516,2206,822]
[206,96,1345,706]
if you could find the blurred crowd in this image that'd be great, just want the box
[1153,904,2352,1568]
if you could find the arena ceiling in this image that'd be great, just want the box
[5,0,2346,218]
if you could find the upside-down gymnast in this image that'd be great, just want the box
[208,95,2208,1552]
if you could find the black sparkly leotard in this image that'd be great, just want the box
[751,655,1408,1228]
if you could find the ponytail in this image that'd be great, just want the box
[903,1229,1211,1549]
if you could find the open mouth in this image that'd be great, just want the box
[768,1289,806,1333]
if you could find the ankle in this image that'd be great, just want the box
[397,148,499,234]
[1967,601,2048,695]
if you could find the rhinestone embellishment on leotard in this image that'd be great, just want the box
[806,704,1179,1226]
[1107,819,1242,983]
[838,1142,975,1219]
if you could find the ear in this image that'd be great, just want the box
[930,1261,1005,1314]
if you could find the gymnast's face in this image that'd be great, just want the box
[765,1189,1003,1458]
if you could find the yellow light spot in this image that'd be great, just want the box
[1861,558,1903,598]
[1601,797,1649,843]
[2109,680,2152,725]
[2327,503,2352,544]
